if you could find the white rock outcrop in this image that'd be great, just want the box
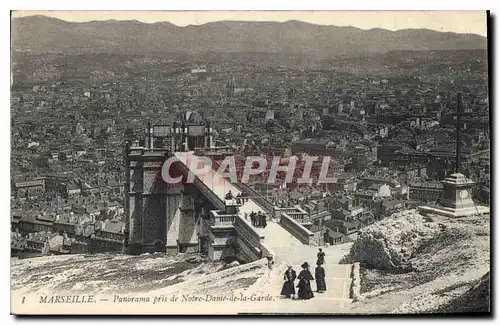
[345,210,442,271]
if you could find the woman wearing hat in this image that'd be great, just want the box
[280,265,297,299]
[296,262,314,300]
[315,262,327,293]
[316,248,325,266]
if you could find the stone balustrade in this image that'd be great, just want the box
[204,212,266,262]
[287,212,309,223]
[274,206,310,225]
[273,206,308,215]
[210,210,236,227]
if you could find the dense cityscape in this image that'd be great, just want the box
[11,46,490,256]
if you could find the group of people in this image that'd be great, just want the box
[245,211,268,228]
[280,248,327,300]
[224,190,248,205]
[225,190,267,228]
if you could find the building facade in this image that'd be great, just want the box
[124,121,216,255]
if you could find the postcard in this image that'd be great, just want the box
[10,10,490,315]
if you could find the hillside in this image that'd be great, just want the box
[10,252,262,295]
[344,210,490,314]
[11,16,487,57]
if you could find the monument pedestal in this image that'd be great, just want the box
[418,205,489,217]
[418,173,489,217]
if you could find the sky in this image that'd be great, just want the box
[12,11,488,37]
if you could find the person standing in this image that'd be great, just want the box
[262,213,267,228]
[250,212,256,227]
[296,262,314,300]
[225,190,234,200]
[315,262,327,293]
[316,248,325,266]
[256,212,263,228]
[280,265,297,298]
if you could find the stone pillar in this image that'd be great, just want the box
[178,188,199,252]
[171,136,176,152]
[204,124,209,148]
[165,190,182,250]
[126,157,144,255]
[127,194,143,255]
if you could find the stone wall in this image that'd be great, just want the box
[235,237,262,262]
[211,245,237,260]
[234,216,265,262]
[234,215,264,248]
[279,213,315,244]
[350,262,363,301]
[312,230,323,246]
[142,195,167,246]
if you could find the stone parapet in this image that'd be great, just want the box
[279,213,314,244]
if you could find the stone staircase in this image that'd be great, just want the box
[251,221,304,257]
[237,240,354,313]
[292,263,353,300]
[237,259,354,313]
[176,151,355,312]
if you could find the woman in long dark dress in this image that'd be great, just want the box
[280,266,297,298]
[297,262,314,300]
[315,263,327,293]
[316,248,325,265]
[256,212,263,227]
[250,212,256,227]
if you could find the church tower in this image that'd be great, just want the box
[227,76,235,98]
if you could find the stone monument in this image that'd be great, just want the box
[419,93,489,217]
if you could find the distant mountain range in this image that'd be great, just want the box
[11,15,487,57]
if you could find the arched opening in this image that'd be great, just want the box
[220,255,246,265]
[153,240,165,253]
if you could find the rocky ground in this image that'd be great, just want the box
[11,252,258,296]
[344,210,490,314]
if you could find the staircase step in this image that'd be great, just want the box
[290,265,352,278]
